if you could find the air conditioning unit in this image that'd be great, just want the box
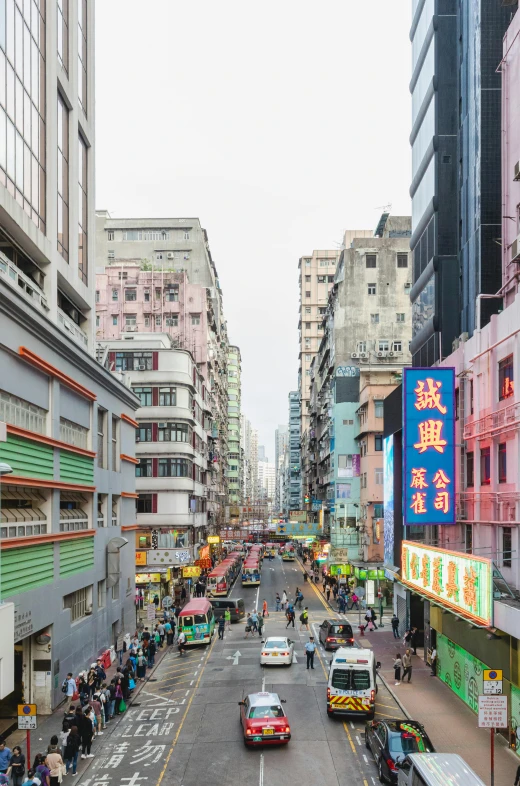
[388,351,396,357]
[138,364,146,370]
[514,161,520,181]
[511,237,520,263]
[158,422,167,428]
[126,325,137,332]
[404,282,411,290]
[351,352,359,359]
[167,252,175,260]
[359,352,368,359]
[377,351,387,358]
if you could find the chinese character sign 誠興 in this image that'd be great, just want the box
[403,367,456,525]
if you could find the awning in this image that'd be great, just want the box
[60,507,88,520]
[0,507,46,523]
[1,486,45,502]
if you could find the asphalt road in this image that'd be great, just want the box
[78,557,404,786]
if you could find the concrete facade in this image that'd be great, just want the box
[226,345,241,512]
[288,391,301,510]
[274,426,288,514]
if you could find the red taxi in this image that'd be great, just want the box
[238,691,291,746]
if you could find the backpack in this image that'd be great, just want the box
[61,678,68,694]
[299,613,305,622]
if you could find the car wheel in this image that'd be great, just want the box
[378,758,386,784]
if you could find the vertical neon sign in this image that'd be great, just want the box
[403,368,456,525]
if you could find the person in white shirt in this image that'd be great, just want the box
[65,673,76,698]
[430,648,437,676]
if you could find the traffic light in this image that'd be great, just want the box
[304,494,310,505]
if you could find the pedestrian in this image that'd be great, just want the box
[164,620,173,645]
[147,638,156,667]
[349,592,359,611]
[370,607,378,629]
[45,746,63,786]
[257,615,265,638]
[63,672,76,700]
[391,614,400,639]
[299,607,309,631]
[402,648,412,683]
[332,584,338,600]
[305,637,316,670]
[94,659,106,689]
[136,650,147,682]
[63,726,81,776]
[281,590,287,610]
[180,585,187,604]
[314,570,319,583]
[113,678,123,715]
[286,607,295,628]
[80,708,94,758]
[63,705,76,732]
[244,615,254,638]
[326,586,331,602]
[153,593,159,608]
[142,626,151,643]
[251,610,259,633]
[322,577,327,593]
[430,647,437,677]
[410,627,418,655]
[7,746,25,786]
[218,617,225,640]
[515,763,520,786]
[403,628,412,648]
[338,595,346,614]
[59,721,70,751]
[34,757,49,786]
[275,593,281,611]
[89,695,103,736]
[262,599,269,618]
[46,737,61,757]
[0,743,12,775]
[157,622,165,647]
[178,630,187,656]
[393,653,402,686]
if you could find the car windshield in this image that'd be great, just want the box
[331,669,371,691]
[330,625,351,636]
[249,705,284,718]
[388,729,431,755]
[265,640,287,649]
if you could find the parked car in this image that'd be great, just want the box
[365,719,434,783]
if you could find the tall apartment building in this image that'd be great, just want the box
[305,216,412,570]
[240,415,253,505]
[257,460,276,515]
[288,392,301,510]
[0,2,138,712]
[95,216,230,528]
[226,345,241,513]
[410,0,515,366]
[274,426,288,514]
[250,428,259,502]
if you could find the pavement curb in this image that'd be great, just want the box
[377,671,412,720]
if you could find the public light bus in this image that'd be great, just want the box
[282,542,296,561]
[177,598,215,646]
[206,565,231,597]
[242,557,261,586]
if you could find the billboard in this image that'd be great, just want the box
[277,521,321,536]
[383,435,394,567]
[403,368,456,525]
[401,541,493,626]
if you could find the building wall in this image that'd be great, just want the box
[502,9,520,307]
[288,391,301,509]
[227,346,241,509]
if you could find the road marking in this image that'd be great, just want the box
[262,672,266,691]
[154,631,217,786]
[185,690,189,696]
[350,721,355,729]
[259,752,264,786]
[342,722,357,754]
[363,755,369,764]
[356,735,362,746]
[189,680,194,686]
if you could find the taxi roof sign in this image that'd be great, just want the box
[18,704,36,716]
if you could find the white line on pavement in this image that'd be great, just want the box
[190,680,194,686]
[363,755,368,764]
[259,753,264,786]
[356,735,362,746]
[350,721,355,729]
[185,690,190,696]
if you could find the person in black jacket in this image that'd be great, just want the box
[63,706,76,732]
[80,709,94,758]
[147,639,156,668]
[63,726,81,775]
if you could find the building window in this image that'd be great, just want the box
[115,352,153,371]
[155,315,161,327]
[143,290,150,302]
[78,135,88,283]
[305,307,311,314]
[502,527,512,568]
[397,253,408,268]
[306,354,311,361]
[305,338,311,348]
[155,288,162,300]
[112,416,118,471]
[133,387,152,407]
[144,315,150,327]
[112,315,118,326]
[108,230,114,241]
[498,443,507,484]
[136,426,152,442]
[57,0,69,72]
[165,288,178,302]
[370,314,379,324]
[136,458,152,478]
[375,468,383,484]
[305,259,311,267]
[392,341,402,353]
[158,458,191,477]
[97,579,106,609]
[480,446,490,485]
[112,289,118,301]
[305,291,311,298]
[191,314,201,325]
[378,340,389,352]
[498,355,514,400]
[374,400,384,418]
[125,289,136,301]
[108,250,115,260]
[366,255,376,268]
[165,315,178,327]
[469,378,474,414]
[57,94,69,261]
[374,434,383,451]
[305,275,311,282]
[97,409,106,469]
[60,417,88,449]
[137,494,154,513]
[158,423,190,442]
[125,315,136,327]
[357,342,367,353]
[466,452,474,487]
[305,322,311,329]
[368,283,376,295]
[112,581,120,601]
[0,391,46,434]
[159,387,176,406]
[64,586,92,622]
[396,313,405,322]
[78,0,87,114]
[464,523,473,554]
[317,276,326,283]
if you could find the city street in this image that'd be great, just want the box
[76,557,402,786]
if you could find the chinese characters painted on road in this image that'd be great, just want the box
[401,541,492,626]
[403,368,456,525]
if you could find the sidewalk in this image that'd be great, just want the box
[6,639,172,776]
[368,628,518,785]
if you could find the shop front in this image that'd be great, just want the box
[348,562,392,614]
[135,571,168,606]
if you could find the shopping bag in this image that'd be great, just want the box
[119,698,127,712]
[129,678,135,690]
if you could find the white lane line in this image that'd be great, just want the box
[190,680,194,686]
[185,690,190,696]
[356,735,362,746]
[363,754,369,764]
[259,752,264,786]
[255,584,260,611]
[262,672,266,691]
[350,721,355,729]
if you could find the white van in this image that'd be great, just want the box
[397,753,486,786]
[327,647,376,718]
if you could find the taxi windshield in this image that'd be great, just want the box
[249,705,284,719]
[265,640,287,649]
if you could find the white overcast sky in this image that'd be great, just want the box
[95,1,412,460]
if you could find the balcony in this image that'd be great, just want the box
[457,491,520,523]
[57,308,89,349]
[0,255,50,316]
[464,401,520,441]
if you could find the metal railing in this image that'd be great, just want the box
[464,401,520,440]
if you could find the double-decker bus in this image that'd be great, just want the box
[177,599,215,645]
[242,557,261,586]
[282,542,296,561]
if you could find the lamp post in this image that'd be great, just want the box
[0,463,13,604]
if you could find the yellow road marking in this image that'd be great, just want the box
[155,633,217,786]
[343,721,357,754]
[376,701,402,710]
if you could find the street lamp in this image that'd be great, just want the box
[0,462,13,604]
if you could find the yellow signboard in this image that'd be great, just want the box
[135,573,162,583]
[18,704,36,717]
[484,669,503,681]
[135,551,147,566]
[182,566,201,578]
[207,536,220,544]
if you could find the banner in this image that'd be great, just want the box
[277,521,320,536]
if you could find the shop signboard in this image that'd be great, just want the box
[330,547,349,562]
[135,551,147,566]
[277,521,320,536]
[135,573,162,583]
[207,536,220,544]
[14,609,33,642]
[183,566,201,578]
[146,549,192,566]
[367,568,386,579]
[403,367,456,525]
[329,564,351,576]
[288,511,307,523]
[146,604,156,621]
[195,558,212,569]
[436,633,490,714]
[401,541,493,626]
[199,545,210,559]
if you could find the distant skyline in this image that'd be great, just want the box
[95,1,411,460]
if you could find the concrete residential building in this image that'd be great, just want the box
[240,415,253,505]
[305,216,412,570]
[0,1,139,713]
[288,392,301,510]
[275,426,288,514]
[226,345,241,514]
